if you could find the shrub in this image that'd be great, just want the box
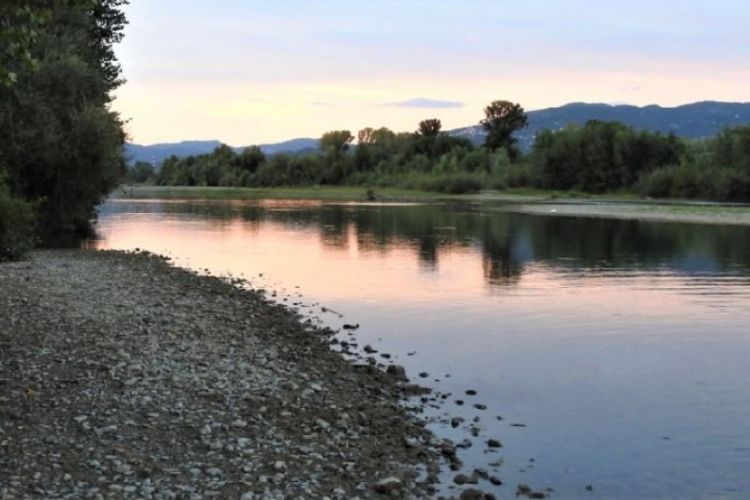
[418,174,483,194]
[0,177,36,261]
[636,164,750,202]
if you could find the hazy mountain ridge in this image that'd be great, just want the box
[125,138,320,165]
[125,101,750,164]
[450,101,750,150]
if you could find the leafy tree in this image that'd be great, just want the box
[713,126,750,173]
[0,168,35,260]
[126,162,155,183]
[532,120,683,193]
[481,100,528,160]
[371,127,398,147]
[236,146,265,173]
[0,3,48,86]
[321,130,354,154]
[0,0,129,239]
[418,119,442,137]
[358,127,375,145]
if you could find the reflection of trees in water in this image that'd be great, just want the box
[318,208,349,250]
[418,235,438,269]
[477,216,525,287]
[106,200,750,286]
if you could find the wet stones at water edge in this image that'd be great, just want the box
[386,364,408,380]
[516,483,549,498]
[487,438,503,448]
[459,488,496,499]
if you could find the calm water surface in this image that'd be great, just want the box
[90,199,750,499]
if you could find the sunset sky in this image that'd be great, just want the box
[114,0,750,146]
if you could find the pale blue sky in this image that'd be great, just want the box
[114,1,750,145]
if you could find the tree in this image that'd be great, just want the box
[127,162,155,184]
[236,146,266,173]
[418,119,442,137]
[0,3,48,86]
[358,127,375,145]
[320,130,354,154]
[0,1,129,238]
[0,168,35,260]
[480,100,528,160]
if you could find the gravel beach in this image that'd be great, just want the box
[502,201,750,226]
[0,250,443,499]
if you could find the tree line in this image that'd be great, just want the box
[138,104,750,203]
[134,101,530,194]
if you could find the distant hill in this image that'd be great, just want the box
[124,138,319,165]
[125,101,750,164]
[449,101,750,150]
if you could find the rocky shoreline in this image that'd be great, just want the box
[0,250,455,499]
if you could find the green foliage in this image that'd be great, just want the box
[636,163,750,202]
[0,3,49,86]
[417,119,442,137]
[236,146,265,173]
[126,162,156,184]
[419,175,483,194]
[712,126,750,173]
[532,121,684,193]
[0,171,35,260]
[320,130,354,154]
[0,0,128,240]
[150,107,750,203]
[481,100,528,159]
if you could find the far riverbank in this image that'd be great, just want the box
[114,185,750,226]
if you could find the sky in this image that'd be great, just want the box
[113,0,750,146]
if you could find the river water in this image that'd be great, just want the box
[89,198,750,499]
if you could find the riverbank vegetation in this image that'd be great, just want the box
[139,108,750,203]
[0,1,127,258]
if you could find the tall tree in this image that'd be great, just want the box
[0,1,128,239]
[417,119,442,137]
[0,3,48,86]
[357,127,375,145]
[320,130,354,154]
[480,100,528,160]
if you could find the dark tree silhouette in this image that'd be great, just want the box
[481,100,528,160]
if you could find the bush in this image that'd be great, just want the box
[636,164,750,202]
[532,121,684,193]
[418,174,483,194]
[0,179,36,261]
[494,161,535,188]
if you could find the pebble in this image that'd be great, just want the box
[454,473,478,485]
[0,251,439,499]
[386,364,407,380]
[373,476,403,494]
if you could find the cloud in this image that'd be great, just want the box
[385,97,465,109]
[310,101,333,107]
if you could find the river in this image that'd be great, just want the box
[89,198,750,499]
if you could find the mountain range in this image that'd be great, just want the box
[125,138,319,166]
[125,101,750,165]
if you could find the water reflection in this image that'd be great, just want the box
[96,199,750,286]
